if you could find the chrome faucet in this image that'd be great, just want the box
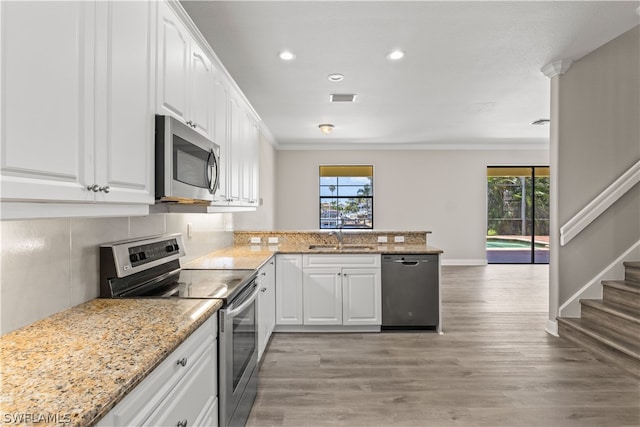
[329,227,344,246]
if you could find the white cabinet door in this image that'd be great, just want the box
[157,0,189,122]
[247,119,260,206]
[303,268,343,325]
[275,254,303,325]
[94,0,154,204]
[211,76,230,204]
[228,95,243,202]
[342,268,381,326]
[0,1,95,202]
[257,257,276,361]
[189,41,213,139]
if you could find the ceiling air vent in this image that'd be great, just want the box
[330,93,357,103]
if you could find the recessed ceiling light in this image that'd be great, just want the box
[318,124,334,135]
[386,50,405,61]
[279,50,296,61]
[328,73,344,82]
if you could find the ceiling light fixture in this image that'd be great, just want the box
[386,50,405,61]
[318,124,334,135]
[328,73,344,82]
[278,50,296,61]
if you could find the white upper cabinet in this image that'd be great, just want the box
[0,0,154,215]
[157,1,214,141]
[156,1,189,123]
[189,42,214,139]
[211,75,230,204]
[1,1,95,203]
[94,0,155,204]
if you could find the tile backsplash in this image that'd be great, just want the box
[0,213,233,334]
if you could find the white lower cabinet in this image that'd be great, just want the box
[302,268,343,325]
[276,254,381,329]
[257,257,276,361]
[275,254,304,325]
[98,315,218,427]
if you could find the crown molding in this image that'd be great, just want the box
[541,60,574,79]
[275,140,549,151]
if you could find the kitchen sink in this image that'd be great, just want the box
[308,244,376,251]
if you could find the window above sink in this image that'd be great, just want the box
[319,165,373,230]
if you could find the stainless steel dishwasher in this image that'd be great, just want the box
[381,254,439,330]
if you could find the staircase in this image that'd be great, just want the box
[557,261,640,377]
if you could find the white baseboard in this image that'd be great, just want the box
[545,320,559,337]
[441,259,488,266]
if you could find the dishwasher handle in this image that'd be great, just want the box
[391,259,429,266]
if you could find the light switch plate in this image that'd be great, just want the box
[268,237,279,244]
[394,235,405,243]
[250,237,261,244]
[377,236,388,243]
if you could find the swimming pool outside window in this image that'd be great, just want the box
[319,165,373,229]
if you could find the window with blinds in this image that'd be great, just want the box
[319,165,373,229]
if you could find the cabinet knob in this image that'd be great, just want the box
[186,120,193,126]
[260,287,267,293]
[337,272,341,276]
[177,420,188,427]
[176,357,188,367]
[99,185,110,194]
[86,184,100,192]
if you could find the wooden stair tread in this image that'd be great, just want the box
[580,299,640,323]
[623,261,640,269]
[602,279,640,294]
[557,317,640,359]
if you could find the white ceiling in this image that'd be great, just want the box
[181,1,639,149]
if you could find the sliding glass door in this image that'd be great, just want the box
[487,166,549,264]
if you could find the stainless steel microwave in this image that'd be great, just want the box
[155,115,220,203]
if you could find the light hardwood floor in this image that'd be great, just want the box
[247,265,640,427]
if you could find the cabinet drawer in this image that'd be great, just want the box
[303,254,380,269]
[101,315,217,426]
[143,340,217,427]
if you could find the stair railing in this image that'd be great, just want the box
[560,160,640,246]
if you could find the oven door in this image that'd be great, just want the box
[219,280,259,427]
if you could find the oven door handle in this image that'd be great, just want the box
[225,284,260,318]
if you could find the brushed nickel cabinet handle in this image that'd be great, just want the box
[99,185,110,193]
[176,357,187,367]
[86,184,100,192]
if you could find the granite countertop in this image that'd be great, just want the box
[183,241,443,270]
[0,298,221,427]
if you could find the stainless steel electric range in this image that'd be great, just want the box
[100,233,259,427]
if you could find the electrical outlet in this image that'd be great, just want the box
[377,236,388,243]
[394,235,405,243]
[268,237,279,244]
[250,237,261,244]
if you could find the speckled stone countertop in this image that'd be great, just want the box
[184,231,443,270]
[0,298,221,427]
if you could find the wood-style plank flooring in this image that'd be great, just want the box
[247,265,640,427]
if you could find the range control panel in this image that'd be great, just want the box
[128,238,180,267]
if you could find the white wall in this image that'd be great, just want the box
[234,132,277,230]
[0,213,233,334]
[275,149,549,263]
[554,25,640,315]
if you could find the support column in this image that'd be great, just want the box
[541,59,573,336]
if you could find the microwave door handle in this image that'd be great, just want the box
[212,150,220,193]
[206,149,214,193]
